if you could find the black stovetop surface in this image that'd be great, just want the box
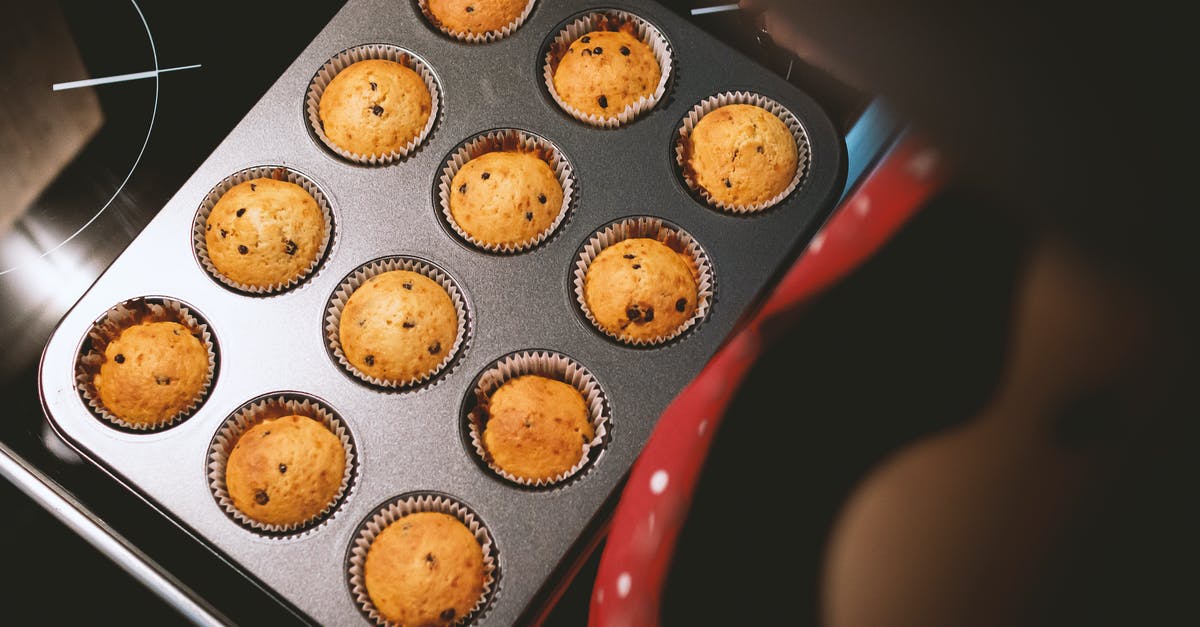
[0,1,867,623]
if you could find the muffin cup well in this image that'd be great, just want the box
[305,44,441,165]
[348,493,498,626]
[437,129,575,253]
[543,10,674,128]
[192,166,334,295]
[325,257,469,389]
[466,351,609,487]
[75,298,217,432]
[573,217,714,346]
[675,91,812,213]
[207,394,356,536]
[417,0,536,43]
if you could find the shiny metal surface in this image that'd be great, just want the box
[38,0,845,623]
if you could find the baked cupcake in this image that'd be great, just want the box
[482,375,593,482]
[338,270,458,384]
[318,59,432,158]
[685,103,799,206]
[91,321,209,427]
[364,511,486,626]
[224,415,346,527]
[204,177,326,289]
[448,151,563,247]
[552,28,661,120]
[425,0,528,38]
[583,238,698,341]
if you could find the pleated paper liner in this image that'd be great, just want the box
[573,217,714,346]
[207,393,357,537]
[675,91,812,213]
[417,0,536,43]
[543,10,674,128]
[348,493,498,626]
[305,43,441,164]
[325,256,470,389]
[437,129,576,253]
[192,165,334,295]
[74,297,218,432]
[465,350,609,487]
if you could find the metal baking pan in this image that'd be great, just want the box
[38,0,844,623]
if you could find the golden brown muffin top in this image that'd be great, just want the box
[686,103,799,206]
[93,321,208,426]
[427,0,527,35]
[319,59,432,158]
[482,375,594,481]
[552,30,660,119]
[584,238,698,341]
[448,151,563,247]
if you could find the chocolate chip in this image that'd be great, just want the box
[538,193,547,204]
[593,46,603,54]
[620,45,630,56]
[676,297,687,312]
[114,354,125,364]
[525,211,533,221]
[623,254,635,259]
[626,304,642,321]
[358,319,366,327]
[206,223,211,231]
[220,229,227,238]
[278,464,287,474]
[250,183,257,191]
[481,171,490,180]
[632,264,641,269]
[238,244,249,254]
[459,183,468,194]
[428,341,441,354]
[364,355,375,366]
[440,609,456,621]
[402,320,415,328]
[465,5,474,11]
[597,95,608,108]
[372,104,384,116]
[236,208,245,217]
[402,282,413,290]
[581,48,593,57]
[254,490,269,505]
[369,81,377,91]
[756,145,764,153]
[284,240,297,255]
[643,307,655,322]
[724,178,732,188]
[155,375,171,385]
[173,329,180,335]
[581,35,591,43]
[425,552,437,565]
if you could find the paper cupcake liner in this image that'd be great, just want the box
[675,91,812,213]
[466,351,609,487]
[207,394,356,536]
[305,44,442,165]
[543,10,674,128]
[437,129,575,253]
[192,166,334,295]
[325,257,470,389]
[74,297,218,432]
[573,217,714,347]
[348,493,498,626]
[417,0,536,43]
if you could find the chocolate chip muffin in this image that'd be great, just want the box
[93,321,209,427]
[205,177,326,288]
[686,103,799,206]
[583,238,698,341]
[427,0,527,36]
[482,375,593,482]
[448,151,563,247]
[553,29,660,119]
[364,512,486,626]
[319,59,432,157]
[338,270,458,384]
[224,415,346,527]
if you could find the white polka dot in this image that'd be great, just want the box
[906,148,940,180]
[617,572,632,598]
[809,232,826,253]
[596,588,605,604]
[697,419,708,436]
[650,470,669,494]
[853,195,871,216]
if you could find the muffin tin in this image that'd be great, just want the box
[38,0,844,624]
